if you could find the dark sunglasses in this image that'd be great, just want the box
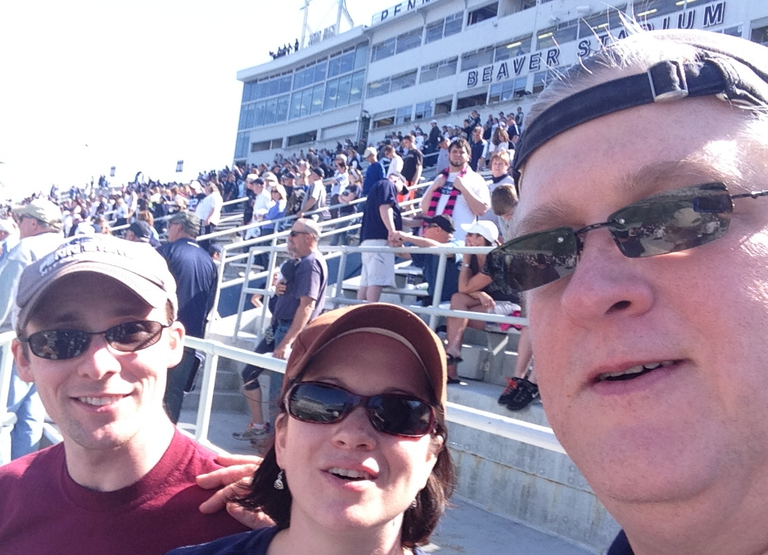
[285,381,436,438]
[487,182,768,292]
[18,320,170,360]
[289,230,310,237]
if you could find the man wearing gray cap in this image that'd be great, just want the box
[0,235,253,554]
[488,28,768,555]
[1,198,63,459]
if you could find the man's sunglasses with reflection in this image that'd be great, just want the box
[487,183,768,292]
[18,320,170,360]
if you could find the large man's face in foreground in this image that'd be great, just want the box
[516,97,768,516]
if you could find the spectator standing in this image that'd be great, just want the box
[383,144,403,177]
[195,183,223,251]
[330,170,363,247]
[479,127,510,171]
[1,199,63,459]
[468,126,487,171]
[427,118,441,153]
[515,105,525,131]
[435,136,450,174]
[362,146,385,197]
[400,134,423,200]
[296,167,327,221]
[234,219,327,442]
[420,138,490,242]
[244,177,273,239]
[328,155,349,220]
[156,211,218,424]
[480,150,515,228]
[0,235,255,554]
[357,172,409,302]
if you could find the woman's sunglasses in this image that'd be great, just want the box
[18,320,170,360]
[285,381,436,438]
[487,182,768,292]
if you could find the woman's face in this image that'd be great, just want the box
[275,332,440,536]
[465,232,488,247]
[491,158,509,178]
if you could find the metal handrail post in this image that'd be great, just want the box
[333,248,349,309]
[193,351,219,444]
[0,332,16,412]
[429,252,449,329]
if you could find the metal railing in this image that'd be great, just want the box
[0,330,563,463]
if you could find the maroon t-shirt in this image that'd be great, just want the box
[0,429,250,555]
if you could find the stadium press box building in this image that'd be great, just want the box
[234,0,768,165]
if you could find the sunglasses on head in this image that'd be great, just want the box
[285,381,436,438]
[487,182,768,292]
[18,320,170,360]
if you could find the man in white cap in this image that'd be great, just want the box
[362,146,385,197]
[1,198,63,459]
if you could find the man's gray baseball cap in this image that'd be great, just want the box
[13,234,178,334]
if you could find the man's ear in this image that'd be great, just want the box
[11,339,34,383]
[166,321,186,368]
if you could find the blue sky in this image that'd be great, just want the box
[0,0,393,200]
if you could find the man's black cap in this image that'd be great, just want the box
[423,214,455,233]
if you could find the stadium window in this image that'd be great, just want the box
[752,25,768,45]
[396,28,422,54]
[414,101,434,120]
[372,37,396,62]
[495,35,532,61]
[425,20,444,43]
[251,140,271,152]
[434,97,452,115]
[287,130,317,146]
[367,77,391,98]
[395,105,413,125]
[349,71,365,104]
[390,70,417,92]
[437,57,458,79]
[420,62,439,84]
[467,4,498,26]
[373,111,395,129]
[461,46,494,71]
[457,89,487,110]
[444,12,463,36]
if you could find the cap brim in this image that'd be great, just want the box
[282,304,446,407]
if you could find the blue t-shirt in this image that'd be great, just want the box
[411,239,462,303]
[272,251,327,322]
[156,238,218,338]
[607,531,633,555]
[167,526,431,555]
[360,179,402,242]
[166,527,278,554]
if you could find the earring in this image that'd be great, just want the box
[273,469,285,490]
[410,497,418,509]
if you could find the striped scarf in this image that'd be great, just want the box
[424,166,468,220]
